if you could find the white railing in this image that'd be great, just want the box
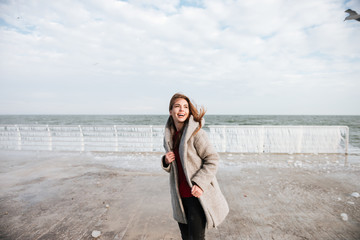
[0,125,349,154]
[208,125,349,154]
[0,125,164,152]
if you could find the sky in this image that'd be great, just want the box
[0,0,359,115]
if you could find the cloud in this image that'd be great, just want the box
[0,0,359,114]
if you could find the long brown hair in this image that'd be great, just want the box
[169,93,206,138]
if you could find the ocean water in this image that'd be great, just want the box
[0,115,359,151]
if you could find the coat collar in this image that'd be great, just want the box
[164,115,205,151]
[182,115,204,144]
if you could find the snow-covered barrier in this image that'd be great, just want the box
[209,125,349,154]
[0,125,349,154]
[0,125,164,152]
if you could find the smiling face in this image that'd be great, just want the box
[170,98,190,131]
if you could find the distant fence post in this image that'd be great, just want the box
[16,125,21,151]
[221,126,226,152]
[79,125,84,152]
[47,125,52,151]
[150,126,153,152]
[114,125,118,152]
[345,126,349,155]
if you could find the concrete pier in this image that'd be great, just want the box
[0,151,359,239]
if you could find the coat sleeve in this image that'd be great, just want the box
[161,137,171,172]
[191,130,219,191]
[161,155,171,172]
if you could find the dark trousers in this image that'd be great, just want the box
[178,197,207,240]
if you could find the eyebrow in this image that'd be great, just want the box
[174,103,188,107]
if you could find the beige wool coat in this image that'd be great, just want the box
[161,115,229,229]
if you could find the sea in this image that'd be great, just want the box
[0,115,359,153]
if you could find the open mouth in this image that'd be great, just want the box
[178,114,185,117]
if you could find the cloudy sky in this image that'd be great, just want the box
[0,0,359,115]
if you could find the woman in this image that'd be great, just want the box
[161,93,229,239]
